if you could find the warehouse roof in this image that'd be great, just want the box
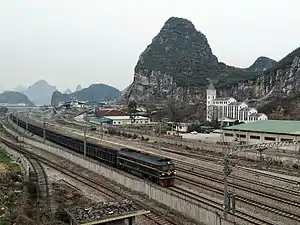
[224,120,300,135]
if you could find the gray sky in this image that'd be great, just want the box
[1,0,299,92]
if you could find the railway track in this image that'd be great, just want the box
[169,186,274,225]
[160,146,300,186]
[0,137,177,225]
[9,114,300,224]
[176,160,300,199]
[175,174,300,223]
[175,162,300,220]
[1,137,52,225]
[43,116,300,187]
[1,132,275,225]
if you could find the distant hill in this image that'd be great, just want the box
[51,83,121,105]
[63,88,72,94]
[25,80,56,105]
[121,85,130,94]
[13,85,27,93]
[0,91,34,106]
[75,85,82,92]
[248,56,277,73]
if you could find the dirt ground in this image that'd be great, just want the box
[51,181,99,225]
[0,150,24,225]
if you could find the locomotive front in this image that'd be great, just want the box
[158,160,176,187]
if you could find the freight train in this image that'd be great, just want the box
[9,113,175,186]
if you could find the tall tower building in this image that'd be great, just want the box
[206,83,216,121]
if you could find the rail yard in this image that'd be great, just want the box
[1,109,300,225]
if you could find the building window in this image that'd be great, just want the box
[237,134,246,138]
[250,135,260,140]
[264,137,276,141]
[281,138,293,142]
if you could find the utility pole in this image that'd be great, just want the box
[25,121,28,133]
[43,121,46,143]
[100,122,103,140]
[24,113,28,133]
[158,121,162,151]
[223,144,236,219]
[221,111,236,220]
[83,125,87,156]
[223,147,230,218]
[16,112,19,132]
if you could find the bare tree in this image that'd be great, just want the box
[127,100,137,123]
[211,105,219,128]
[167,100,183,133]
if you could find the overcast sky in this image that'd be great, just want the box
[0,0,299,92]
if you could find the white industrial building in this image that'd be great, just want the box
[104,115,150,125]
[206,83,268,123]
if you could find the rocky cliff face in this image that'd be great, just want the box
[124,16,300,120]
[125,17,257,105]
[220,48,300,102]
[221,48,300,119]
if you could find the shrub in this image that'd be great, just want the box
[292,164,299,169]
[132,134,138,139]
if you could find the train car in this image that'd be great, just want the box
[87,142,118,167]
[117,148,176,187]
[10,113,175,186]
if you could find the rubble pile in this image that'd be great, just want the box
[69,199,142,223]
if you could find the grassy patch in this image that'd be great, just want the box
[0,220,12,225]
[0,148,23,224]
[0,149,11,164]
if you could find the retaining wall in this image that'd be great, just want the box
[4,119,235,225]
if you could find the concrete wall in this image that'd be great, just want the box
[4,120,236,225]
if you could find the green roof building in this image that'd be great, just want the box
[223,120,300,145]
[224,120,300,135]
